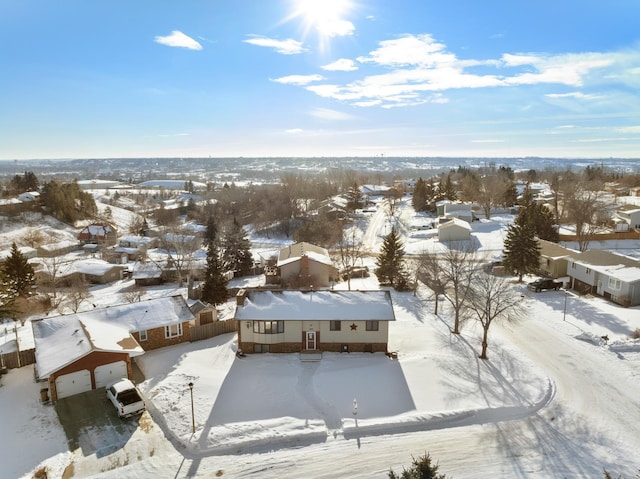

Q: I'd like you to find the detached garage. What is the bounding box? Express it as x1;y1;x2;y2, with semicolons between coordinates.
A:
32;315;143;402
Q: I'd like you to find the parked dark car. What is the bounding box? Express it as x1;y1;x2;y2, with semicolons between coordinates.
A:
527;278;563;292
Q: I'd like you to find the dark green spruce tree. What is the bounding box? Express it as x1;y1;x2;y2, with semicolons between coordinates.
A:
0;242;35;298
412;178;428;212
201;217;228;305
502;222;540;282
375;227;408;289
516;201;559;243
388;452;448;479
221;217;253;275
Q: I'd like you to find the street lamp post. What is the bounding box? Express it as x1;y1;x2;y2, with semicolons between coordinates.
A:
188;381;195;434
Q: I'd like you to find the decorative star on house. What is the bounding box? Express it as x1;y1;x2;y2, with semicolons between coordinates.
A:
350;323;358;331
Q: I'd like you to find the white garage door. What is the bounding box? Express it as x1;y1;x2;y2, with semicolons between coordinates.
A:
94;361;128;389
55;369;92;399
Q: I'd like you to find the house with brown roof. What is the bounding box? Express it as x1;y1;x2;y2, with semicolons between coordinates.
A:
275;242;339;288
537;239;579;279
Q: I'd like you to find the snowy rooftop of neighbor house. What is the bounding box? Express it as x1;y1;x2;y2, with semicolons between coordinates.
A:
137;180;207;190
32;295;193;378
32;314;143;379
119;235;156;246
277;242;333;267
80;223;115;235
438;217;472;231
235;290;395;321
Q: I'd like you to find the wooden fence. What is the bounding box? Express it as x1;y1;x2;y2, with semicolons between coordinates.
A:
189;320;238;342
559;230;640;242
0;348;36;370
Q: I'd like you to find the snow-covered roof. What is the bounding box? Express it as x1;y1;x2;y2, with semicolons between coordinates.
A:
438;217;472;231
132;261;163;279
235;290;395;321
32;315;142;379
277;242;333;267
137;180;207;190
32;295;194;378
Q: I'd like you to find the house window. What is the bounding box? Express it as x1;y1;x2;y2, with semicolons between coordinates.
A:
586;268;591;274
571;262;576;269
253;321;284;334
608;278;621;290
366;320;379;331
165;323;183;339
330;320;341;331
139;330;148;341
254;344;270;353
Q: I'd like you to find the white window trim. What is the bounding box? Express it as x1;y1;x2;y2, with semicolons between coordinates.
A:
164;323;183;339
139;329;148;341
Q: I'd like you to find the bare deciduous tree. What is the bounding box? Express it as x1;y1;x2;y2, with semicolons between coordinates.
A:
468;273;524;360
439;245;477;334
334;227;365;291
414;250;447;314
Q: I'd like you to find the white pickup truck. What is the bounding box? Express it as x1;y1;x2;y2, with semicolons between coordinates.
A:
106;378;146;418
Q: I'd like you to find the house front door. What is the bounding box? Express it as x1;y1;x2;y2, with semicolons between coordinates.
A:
597;280;603;295
306;331;316;350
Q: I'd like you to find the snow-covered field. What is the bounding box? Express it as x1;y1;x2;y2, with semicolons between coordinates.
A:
1;197;640;478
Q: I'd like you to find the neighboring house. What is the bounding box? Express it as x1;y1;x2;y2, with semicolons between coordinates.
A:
132;261;164;286
537;239;579;279
31;258;125;286
36;240;80;258
235;289;395;354
103;235;157;263
436;201;474;222
190;300;217;326
438;218;471;242
615;206;640;230
32;295;194;401
567;250;640;306
78;223;118;246
17;191;40;202
276;242;339;288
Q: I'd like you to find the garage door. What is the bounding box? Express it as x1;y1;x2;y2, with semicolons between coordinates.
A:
94;361;128;389
55;369;92;399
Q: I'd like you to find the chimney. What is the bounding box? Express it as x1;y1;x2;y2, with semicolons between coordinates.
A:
236;289;247;306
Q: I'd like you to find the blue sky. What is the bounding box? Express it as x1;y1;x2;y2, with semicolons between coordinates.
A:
1;0;639;160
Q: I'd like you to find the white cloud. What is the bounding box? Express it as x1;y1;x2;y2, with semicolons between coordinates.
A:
154;31;202;50
285;128;304;134
272;74;324;85
472;139;505;143
545;92;603;100
310;108;355;121
281;33;638;110
317;19;355;37
322;58;358;71
617;126;640;133
243;35;307;54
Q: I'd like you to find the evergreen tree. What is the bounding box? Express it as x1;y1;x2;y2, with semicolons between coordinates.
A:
516;201;559;242
441;174;457;201
221;218;253;275
388;452;448;479
201;218;228;305
345;182;364;212
412;178;428;212
502;222;540;282
0;242;35;298
375;227;407;289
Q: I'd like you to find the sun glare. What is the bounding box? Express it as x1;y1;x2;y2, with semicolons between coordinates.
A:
288;0;354;38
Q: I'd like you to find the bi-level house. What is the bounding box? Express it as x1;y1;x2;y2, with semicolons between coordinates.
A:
567;250;640;306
